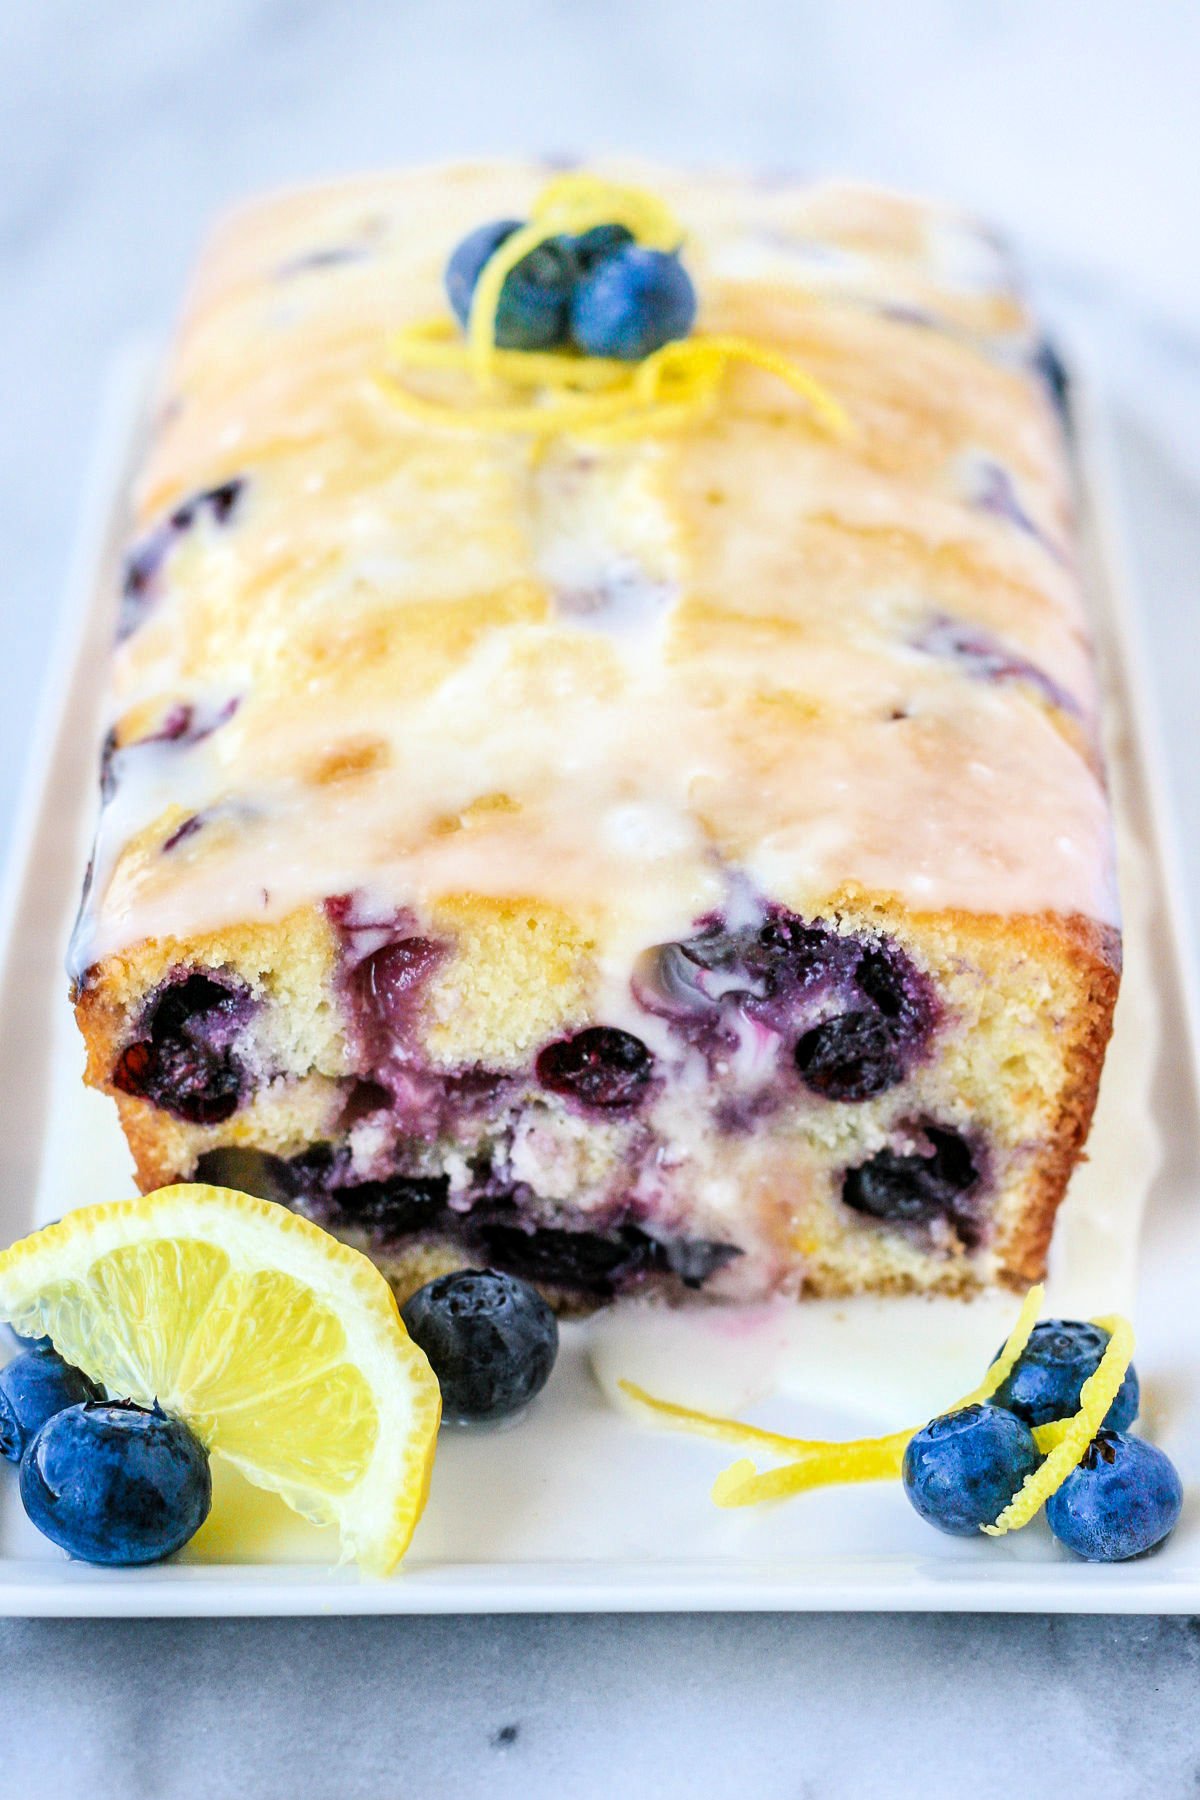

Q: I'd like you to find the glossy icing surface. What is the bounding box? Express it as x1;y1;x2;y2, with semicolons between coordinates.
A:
79;162;1116;979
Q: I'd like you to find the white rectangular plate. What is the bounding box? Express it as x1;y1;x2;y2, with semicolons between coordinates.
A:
0;350;1197;1615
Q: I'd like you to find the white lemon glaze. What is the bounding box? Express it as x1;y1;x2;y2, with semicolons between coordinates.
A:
77;162;1116;986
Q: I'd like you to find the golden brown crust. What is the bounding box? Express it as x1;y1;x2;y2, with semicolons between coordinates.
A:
993;918;1121;1286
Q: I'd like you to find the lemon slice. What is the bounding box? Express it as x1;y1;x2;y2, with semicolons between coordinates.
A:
0;1186;441;1574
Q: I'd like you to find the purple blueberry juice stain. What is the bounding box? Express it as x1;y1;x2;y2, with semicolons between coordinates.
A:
968;458;1066;564
99;696;239;806
275;245;371;278
914;613;1078;715
99;729;120;804
877;302;941;330
145;696;241;747
161;814;204;854
119;530;173;635
112;972;255;1125
634;905;936;1108
554;566;674;633
326;897;470;1139
117;479;246;640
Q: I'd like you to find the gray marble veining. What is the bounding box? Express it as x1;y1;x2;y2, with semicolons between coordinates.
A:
2;1613;1200;1798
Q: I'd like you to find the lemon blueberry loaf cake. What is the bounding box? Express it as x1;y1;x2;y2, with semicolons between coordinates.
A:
70;161;1119;1305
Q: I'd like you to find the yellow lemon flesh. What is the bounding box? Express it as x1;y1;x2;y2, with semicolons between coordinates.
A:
0;1186;441;1574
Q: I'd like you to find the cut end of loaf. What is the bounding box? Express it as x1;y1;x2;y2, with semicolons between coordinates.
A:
75;890;1119;1307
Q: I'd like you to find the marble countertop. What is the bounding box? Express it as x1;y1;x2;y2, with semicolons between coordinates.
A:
2;2;1198;1793
3;1612;1200;1798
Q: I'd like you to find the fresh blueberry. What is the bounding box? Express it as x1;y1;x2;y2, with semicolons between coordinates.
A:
445;219;576;350
0;1348;100;1462
19;1399;211;1565
401;1269;558;1423
795;1010;904;1102
842;1128;979;1237
570;246;697;360
111;972;250;1125
445;220;519;320
571;222;635;271
990;1319;1139;1432
1;1324;52;1354
535;1026;653;1110
902;1403;1041;1536
1045;1430;1182;1561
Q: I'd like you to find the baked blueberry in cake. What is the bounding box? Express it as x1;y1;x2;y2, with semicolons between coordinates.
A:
70;161;1119;1306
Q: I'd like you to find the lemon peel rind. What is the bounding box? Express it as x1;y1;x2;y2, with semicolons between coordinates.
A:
619;1284;1047;1509
953;1282;1044;1410
1031;1418;1074;1454
982;1314;1134;1537
711;1431;913;1509
616;1380;910;1509
712;1282;1047;1511
532;172;684;251
616;1379;833;1458
378;326;852;443
0;1187;441;1575
380;171;853;444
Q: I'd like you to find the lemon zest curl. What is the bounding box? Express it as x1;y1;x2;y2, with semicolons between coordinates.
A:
621;1288;1137;1530
379;322;853;443
619;1284;1074;1511
982;1313;1135;1536
377;172;854;443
